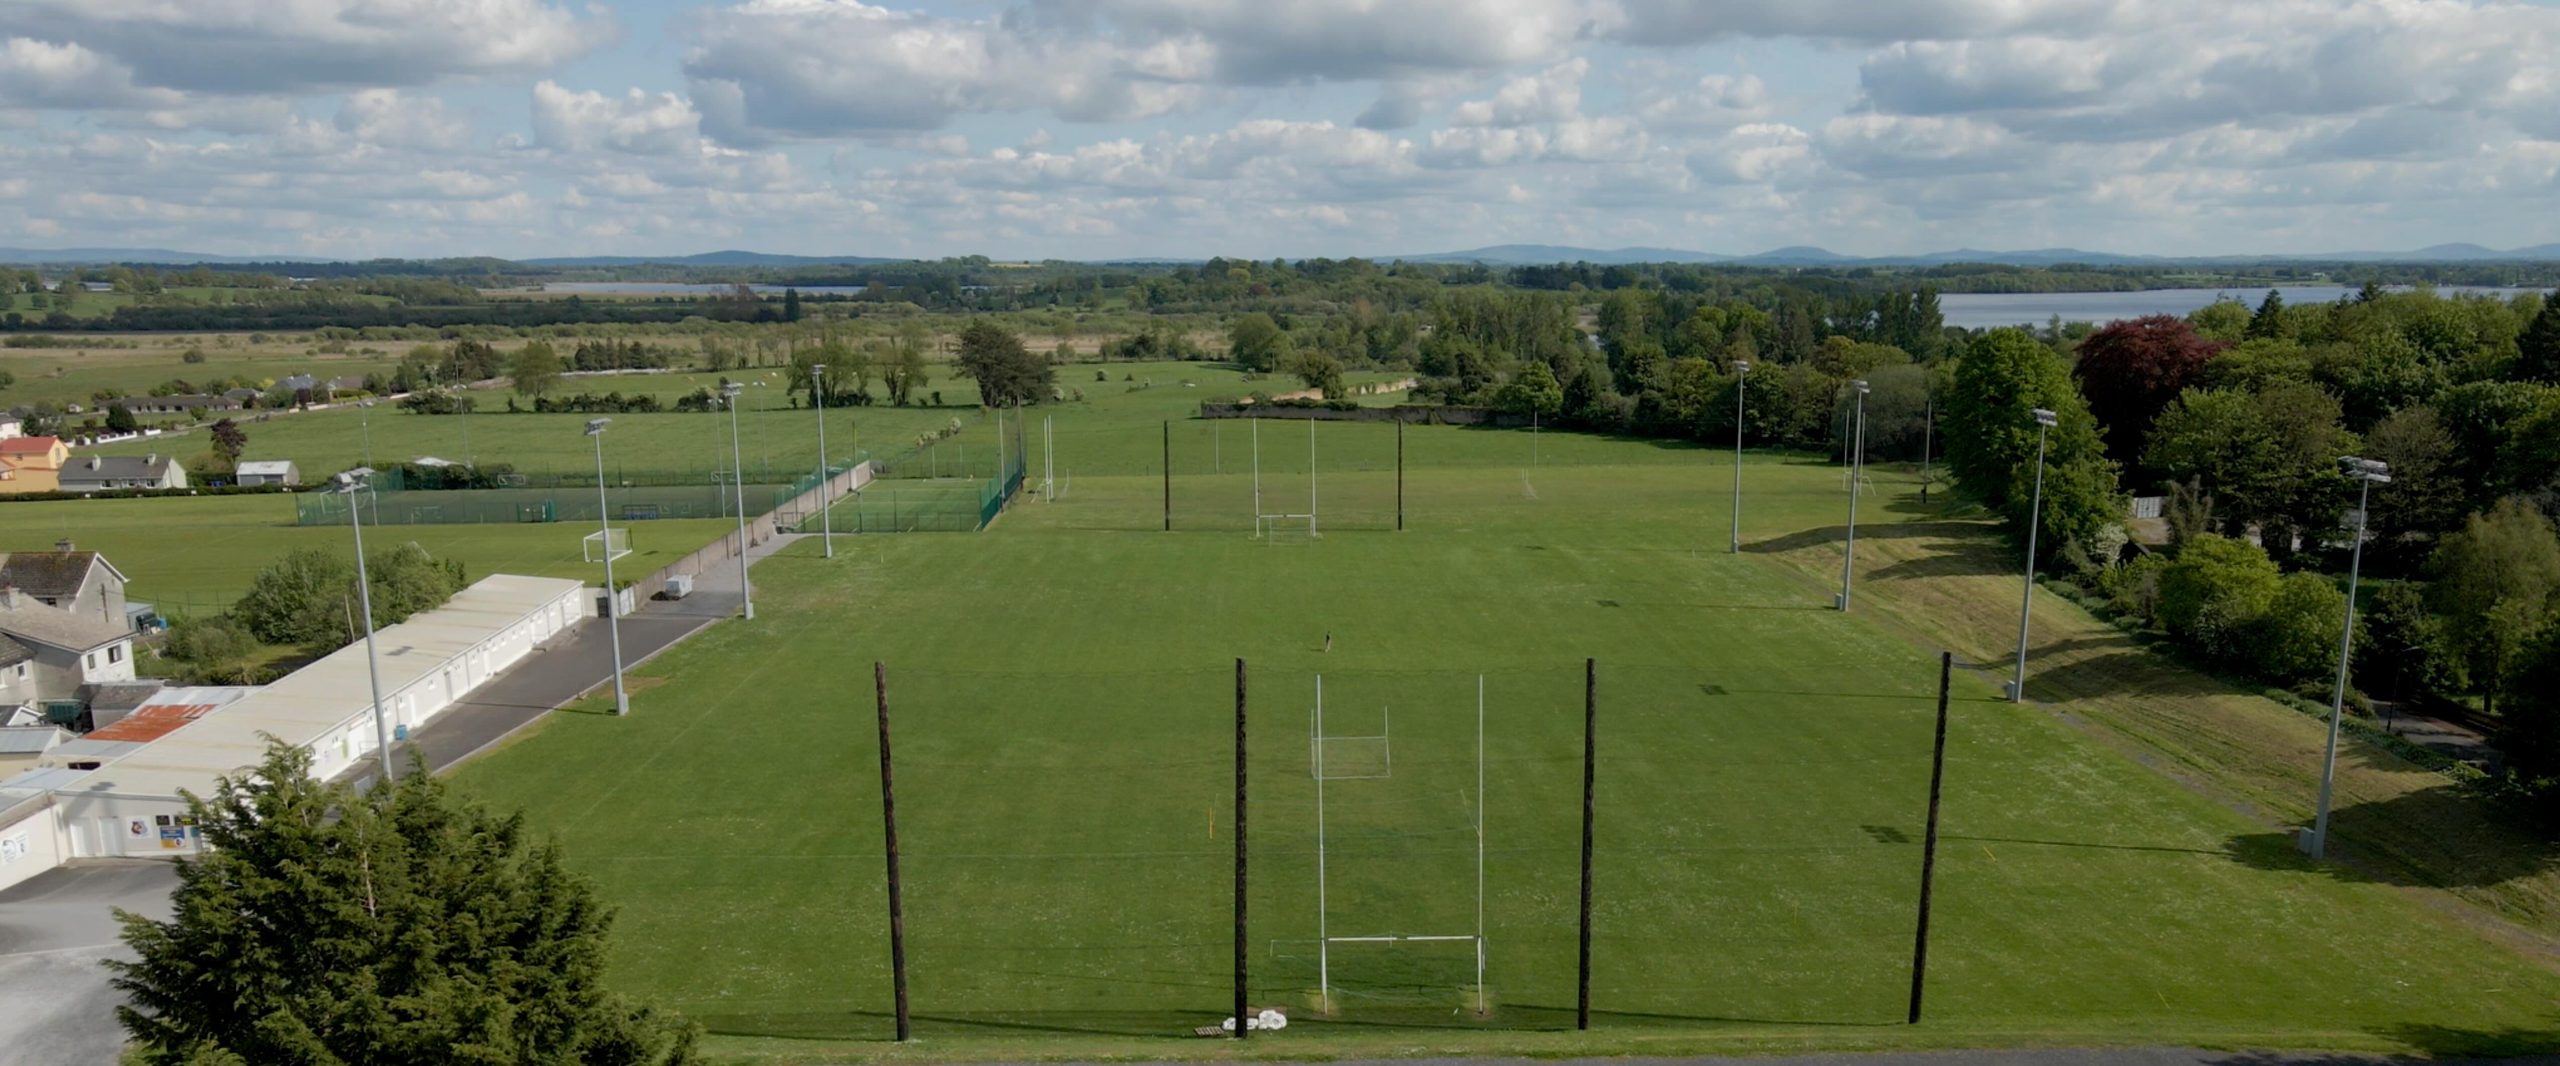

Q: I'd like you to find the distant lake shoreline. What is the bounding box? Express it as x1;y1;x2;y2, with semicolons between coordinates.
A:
1937;285;2541;329
500;281;2543;332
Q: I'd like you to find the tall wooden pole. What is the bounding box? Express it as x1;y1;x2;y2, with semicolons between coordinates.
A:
1396;418;1405;532
1577;656;1596;1031
1163;420;1173;531
1233;658;1249;1038
875;662;911;1041
1908;651;1952;1025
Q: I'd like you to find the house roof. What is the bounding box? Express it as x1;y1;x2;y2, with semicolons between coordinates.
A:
87;701;218;743
80;681;166;717
0;550;120;599
0;725;69;755
0;636;34;671
236;460;296;476
0;436;62;455
60;455;178;483
0;600;130;653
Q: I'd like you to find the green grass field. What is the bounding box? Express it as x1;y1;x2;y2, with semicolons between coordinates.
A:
0;493;729;616
447;377;2560;1062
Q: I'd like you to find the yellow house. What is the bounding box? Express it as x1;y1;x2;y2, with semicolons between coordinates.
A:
0;437;69;494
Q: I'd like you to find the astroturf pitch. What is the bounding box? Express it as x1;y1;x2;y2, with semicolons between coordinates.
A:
451;406;2560;1057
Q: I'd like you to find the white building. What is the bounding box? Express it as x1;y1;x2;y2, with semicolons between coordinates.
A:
0;574;586;892
233;460;299;486
57;454;187;493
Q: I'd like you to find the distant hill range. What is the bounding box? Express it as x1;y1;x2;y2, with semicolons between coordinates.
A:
3;243;2558;268
1387;243;2560;266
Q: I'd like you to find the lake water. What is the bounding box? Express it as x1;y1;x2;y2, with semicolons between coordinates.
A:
535;282;873;296
1937;286;2541;330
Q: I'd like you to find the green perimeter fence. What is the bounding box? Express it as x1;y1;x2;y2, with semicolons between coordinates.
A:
799;436;1025;534
293;454;870;527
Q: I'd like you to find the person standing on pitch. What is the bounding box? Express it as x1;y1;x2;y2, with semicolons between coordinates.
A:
1324;631;1333;653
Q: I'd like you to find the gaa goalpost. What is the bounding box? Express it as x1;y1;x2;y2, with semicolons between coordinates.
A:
1310;674;1487;1009
1252;417;1318;540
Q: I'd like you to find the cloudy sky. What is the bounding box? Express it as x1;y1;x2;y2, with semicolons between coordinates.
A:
1;0;2556;261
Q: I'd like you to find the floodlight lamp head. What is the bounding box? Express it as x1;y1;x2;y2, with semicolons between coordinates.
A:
1852;379;1870;394
584;417;610;436
2342;456;2392;482
1733;359;1751;373
2032;408;2059;427
335;467;373;492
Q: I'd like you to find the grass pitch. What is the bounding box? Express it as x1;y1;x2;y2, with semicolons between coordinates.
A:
452;388;2560;1060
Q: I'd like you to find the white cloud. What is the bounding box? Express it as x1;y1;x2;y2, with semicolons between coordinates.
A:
0;37;182;110
1633;73;1773;131
532;81;701;156
1450;59;1586;128
0;0;615;95
336;89;469;152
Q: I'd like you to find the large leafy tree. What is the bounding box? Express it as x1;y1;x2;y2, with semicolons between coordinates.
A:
2358;405;2466;549
2145;381;2356;563
1227;312;1289;373
953;320;1053;407
232;545;466;653
111;741;697;1065
2518;291;2560;385
510;341;565;399
2432;497;2560;715
208;417;248;466
1942;328;2121;561
2157;533;2282;662
2072;314;2225;464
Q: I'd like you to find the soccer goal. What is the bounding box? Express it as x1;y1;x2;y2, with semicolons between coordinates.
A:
1308;674;1487;1012
582;526;632;563
1251;417;1319;540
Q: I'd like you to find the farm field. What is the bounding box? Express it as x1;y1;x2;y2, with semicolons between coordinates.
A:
452;378;2560;1062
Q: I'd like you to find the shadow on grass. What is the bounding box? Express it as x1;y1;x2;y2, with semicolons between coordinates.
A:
2222;786;2560;889
694;1008;1201;1041
2203;1022;2560;1061
2021;650;2231;704
1942;833;2224;857
1745;521;1996;559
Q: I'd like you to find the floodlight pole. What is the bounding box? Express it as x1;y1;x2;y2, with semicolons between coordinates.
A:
340;471;394;780
2311;458;2390;860
1577;657;1596;1031
1909;650;1952;1023
813;364;833;559
2009;409;2058;703
587;421;629;717
1731;360;1750;553
723;383;754;620
875;662;911;1041
1838;380;1870;611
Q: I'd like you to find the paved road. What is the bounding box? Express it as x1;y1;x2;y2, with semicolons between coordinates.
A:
0;862;175;1066
0;535;804;1063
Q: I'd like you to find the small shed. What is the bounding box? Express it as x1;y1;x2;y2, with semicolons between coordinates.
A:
235;460;300;487
0;724;70;771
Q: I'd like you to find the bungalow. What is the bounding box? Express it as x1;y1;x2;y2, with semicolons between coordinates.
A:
57;454;187;493
0;436;68;494
114;394;239;417
221;388;262;407
234;459;299;486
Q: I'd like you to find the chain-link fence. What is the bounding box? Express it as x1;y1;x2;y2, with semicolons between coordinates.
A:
293;455;870;528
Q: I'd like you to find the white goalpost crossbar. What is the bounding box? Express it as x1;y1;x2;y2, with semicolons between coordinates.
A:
1312;674;1487;1007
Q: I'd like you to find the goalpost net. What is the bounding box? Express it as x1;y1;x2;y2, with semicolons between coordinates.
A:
582;527;632;563
1306;674;1488;1013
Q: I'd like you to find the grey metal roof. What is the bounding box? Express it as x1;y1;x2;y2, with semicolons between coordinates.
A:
235;460;296;476
0;602;130;652
0;725;67;754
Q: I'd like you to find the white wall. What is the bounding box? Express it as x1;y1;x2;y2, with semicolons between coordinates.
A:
0;797;70;894
303;583;583;781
